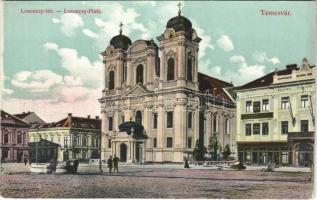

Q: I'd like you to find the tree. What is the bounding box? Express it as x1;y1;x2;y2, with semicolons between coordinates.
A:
208;136;219;160
222;144;231;160
193;140;207;161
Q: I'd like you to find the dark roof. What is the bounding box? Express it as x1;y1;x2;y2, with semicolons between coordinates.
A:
14;111;46;125
110;34;132;50
198;72;234;102
1;110;30;127
236;65;315;90
167;14;192;34
32;115;101;130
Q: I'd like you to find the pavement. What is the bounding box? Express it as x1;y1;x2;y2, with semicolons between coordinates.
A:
0;162;311;174
0;166;313;198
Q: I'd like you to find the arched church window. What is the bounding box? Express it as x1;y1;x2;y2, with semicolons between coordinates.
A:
213;115;218;133
136;111;142;124
136;64;144;84
167;58;175;81
109;71;115;90
187;56;193;81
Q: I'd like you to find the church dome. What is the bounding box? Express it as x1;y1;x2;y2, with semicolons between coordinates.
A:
110;34;132;51
166;14;192;33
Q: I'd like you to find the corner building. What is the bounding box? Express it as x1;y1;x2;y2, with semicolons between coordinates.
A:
235;58;315;167
99;11;236;163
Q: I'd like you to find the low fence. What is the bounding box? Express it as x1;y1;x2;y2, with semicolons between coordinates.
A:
189;160;239;166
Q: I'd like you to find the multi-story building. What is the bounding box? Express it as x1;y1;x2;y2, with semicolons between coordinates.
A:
1;110;30;163
99;8;236;163
28;113;101;162
235;58;315;166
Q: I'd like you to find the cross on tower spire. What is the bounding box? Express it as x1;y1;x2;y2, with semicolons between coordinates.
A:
119;22;123;35
177;2;182;16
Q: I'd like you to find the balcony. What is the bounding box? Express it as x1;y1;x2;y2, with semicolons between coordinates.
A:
288;131;314;141
241;112;273;120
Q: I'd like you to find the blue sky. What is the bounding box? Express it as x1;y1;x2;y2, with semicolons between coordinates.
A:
2;1;316;122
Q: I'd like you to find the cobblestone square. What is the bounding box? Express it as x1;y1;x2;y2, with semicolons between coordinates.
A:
0;166;313;199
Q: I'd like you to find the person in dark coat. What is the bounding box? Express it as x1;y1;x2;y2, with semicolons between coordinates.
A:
73;159;79;174
107;156;113;174
24;157;28;166
113;155;119;174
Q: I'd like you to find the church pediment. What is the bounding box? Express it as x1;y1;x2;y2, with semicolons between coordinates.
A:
123;85;151;97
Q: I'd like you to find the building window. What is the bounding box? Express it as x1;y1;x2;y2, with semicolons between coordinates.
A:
108;139;111;148
17;132;22;144
64;137;68;147
245;124;252;136
253;101;261;113
136;64;143;84
246;101;252;113
225;118;230;134
301;120;309;133
188;112;192;128
166;111;173;128
253;123;260;135
167;58;175;81
281;151;289;164
187;56;193;81
281;97;290;109
301;95;309;108
262;122;269;135
153;138;157;148
166;137;173;148
281;121;288;134
3;131;8;143
136;111;142;124
109;71;115;90
91;137;95;147
108;117;113;131
212;115;218;132
153;113;157;129
187;137;192;148
262;99;269;111
83;136;87;147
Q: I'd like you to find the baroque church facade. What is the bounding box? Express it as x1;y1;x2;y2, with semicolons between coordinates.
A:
99;8;236;163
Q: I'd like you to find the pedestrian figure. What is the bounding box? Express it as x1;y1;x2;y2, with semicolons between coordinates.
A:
107;156;113;174
24;157;28;166
113;155;119;174
184;158;190;168
73;159;79;174
49;158;57;174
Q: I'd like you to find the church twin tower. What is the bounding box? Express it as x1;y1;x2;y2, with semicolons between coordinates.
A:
99;6;235;163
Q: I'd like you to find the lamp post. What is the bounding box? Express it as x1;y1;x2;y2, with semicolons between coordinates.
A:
99;131;104;173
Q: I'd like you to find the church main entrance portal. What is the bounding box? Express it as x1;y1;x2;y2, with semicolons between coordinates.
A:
120;143;127;162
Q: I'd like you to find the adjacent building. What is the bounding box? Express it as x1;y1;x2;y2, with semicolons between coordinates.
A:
235;58;315;167
28;113;101;162
99;8;236;163
14;111;46;129
1;110;30;163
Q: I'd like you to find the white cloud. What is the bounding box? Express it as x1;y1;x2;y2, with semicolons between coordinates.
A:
11;70;63;92
3;88;13;95
217;35;234;51
226;55;266;85
44;42;103;89
52;14;84;37
229;55;246;63
211;66;222;75
44;42;58;51
192;24;215;59
82;29;99;38
63;76;83;86
253;51;280;65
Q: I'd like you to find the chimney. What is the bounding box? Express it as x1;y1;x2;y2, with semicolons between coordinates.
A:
95;116;99;120
68;113;72;117
87;115;91;119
